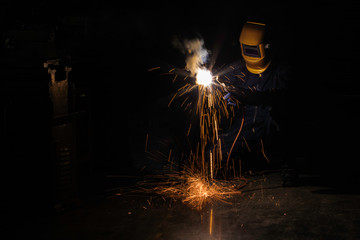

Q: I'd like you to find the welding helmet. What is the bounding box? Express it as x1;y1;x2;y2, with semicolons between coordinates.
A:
239;21;271;74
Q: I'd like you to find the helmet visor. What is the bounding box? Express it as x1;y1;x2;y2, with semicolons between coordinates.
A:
242;44;261;58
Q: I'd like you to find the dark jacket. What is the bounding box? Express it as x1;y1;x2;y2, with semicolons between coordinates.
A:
220;59;289;149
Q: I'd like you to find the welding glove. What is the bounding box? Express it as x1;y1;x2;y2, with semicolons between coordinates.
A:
223;92;236;106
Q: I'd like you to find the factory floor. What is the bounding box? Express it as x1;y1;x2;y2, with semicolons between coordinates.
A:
20;172;360;240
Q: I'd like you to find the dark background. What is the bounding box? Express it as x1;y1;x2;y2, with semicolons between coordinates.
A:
1;0;360;220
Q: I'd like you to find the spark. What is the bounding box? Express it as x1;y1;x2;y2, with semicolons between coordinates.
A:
243;136;251;152
187;123;192;136
209;208;213;235
164;66;232;181
139;39;254;210
210;151;213;179
260;138;270;163
196;68;213;87
148;167;244;210
167;148;172;163
148;66;160;71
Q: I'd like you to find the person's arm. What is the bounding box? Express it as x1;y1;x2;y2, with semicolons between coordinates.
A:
229;88;287;106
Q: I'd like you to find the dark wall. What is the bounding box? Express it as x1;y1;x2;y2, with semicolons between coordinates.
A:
1;1;360;216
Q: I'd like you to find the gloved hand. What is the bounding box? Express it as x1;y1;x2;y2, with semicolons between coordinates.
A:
223;92;236;106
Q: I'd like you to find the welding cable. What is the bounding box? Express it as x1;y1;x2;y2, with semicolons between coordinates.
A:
226;114;245;169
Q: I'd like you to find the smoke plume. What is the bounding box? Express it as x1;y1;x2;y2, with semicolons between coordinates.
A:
173;38;209;76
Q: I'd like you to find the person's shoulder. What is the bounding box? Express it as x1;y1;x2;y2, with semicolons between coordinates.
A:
225;59;247;78
231;59;247;71
272;60;293;73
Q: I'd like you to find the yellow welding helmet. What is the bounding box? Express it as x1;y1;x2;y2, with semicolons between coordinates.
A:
239;21;271;74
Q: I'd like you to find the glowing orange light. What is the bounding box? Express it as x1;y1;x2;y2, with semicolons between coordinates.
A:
196;68;213;87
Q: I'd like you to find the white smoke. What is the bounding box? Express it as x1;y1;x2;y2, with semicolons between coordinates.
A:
172;38;209;76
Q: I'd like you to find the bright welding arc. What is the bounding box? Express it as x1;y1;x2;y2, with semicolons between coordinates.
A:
196;68;213;87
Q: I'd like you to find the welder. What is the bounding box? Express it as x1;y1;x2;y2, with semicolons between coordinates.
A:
220;21;297;186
